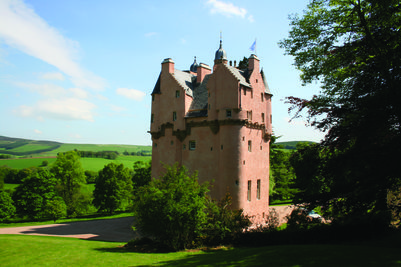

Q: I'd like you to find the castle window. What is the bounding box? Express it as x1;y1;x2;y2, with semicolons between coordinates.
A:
183;144;186;150
247;180;252;201
226;109;232;118
210;147;213;151
221;145;223;150
261;113;265;123
243;89;246;96
173;111;177;121
247;110;252;121
242;136;245;141
243;160;245;165
260;145;263;150
248;140;252;152
256;79;258;83
189;140;196;150
261;93;264;102
209;104;211;110
257;179;261;200
152;94;155;101
151;114;154;123
175;90;180;98
154;143;157;148
171;141;174;145
270;114;272;124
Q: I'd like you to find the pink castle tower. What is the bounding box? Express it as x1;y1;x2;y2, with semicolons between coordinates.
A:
149;39;273;220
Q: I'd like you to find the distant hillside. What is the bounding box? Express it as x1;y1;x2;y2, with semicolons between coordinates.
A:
276;141;316;150
0;135;151;157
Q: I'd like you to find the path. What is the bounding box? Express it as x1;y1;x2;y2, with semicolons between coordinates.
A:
0;216;139;242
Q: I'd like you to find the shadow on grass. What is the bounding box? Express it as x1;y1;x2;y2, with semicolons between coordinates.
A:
93;244;401;267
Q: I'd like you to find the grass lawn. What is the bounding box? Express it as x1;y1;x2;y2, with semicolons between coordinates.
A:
0;235;400;266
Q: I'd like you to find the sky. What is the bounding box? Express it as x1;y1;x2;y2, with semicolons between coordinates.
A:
0;0;326;145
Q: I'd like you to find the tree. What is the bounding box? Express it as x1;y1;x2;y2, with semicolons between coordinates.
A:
132;164;209;250
280;0;401;227
132;160;151;194
43;196;67;222
269;135;297;202
0;191;15;221
93;163;133;214
51;151;86;217
12;168;57;220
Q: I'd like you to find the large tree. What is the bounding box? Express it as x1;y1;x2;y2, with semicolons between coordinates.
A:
93;162;133;214
280;0;401;227
12;168;58;220
51;151;86;217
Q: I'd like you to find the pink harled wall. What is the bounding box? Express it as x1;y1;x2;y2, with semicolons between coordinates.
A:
150;54;272;222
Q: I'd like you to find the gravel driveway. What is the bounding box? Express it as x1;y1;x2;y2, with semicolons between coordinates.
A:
0;207;293;242
0;216;139;242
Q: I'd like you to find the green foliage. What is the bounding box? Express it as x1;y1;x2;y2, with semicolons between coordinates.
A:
51;151;87;217
133;164;209;250
280;0;401;228
93;162;133;214
12;168;57;220
132;160;151;193
201;192;251;246
269;136;297;202
42;196;67;222
84;170;98;184
237;56;249;70
0;190;15;220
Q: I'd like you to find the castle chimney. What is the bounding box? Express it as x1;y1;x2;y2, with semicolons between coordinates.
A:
248;54;260;72
230;60;232;66
162;58;174;74
234;60;237;67
197;63;211;83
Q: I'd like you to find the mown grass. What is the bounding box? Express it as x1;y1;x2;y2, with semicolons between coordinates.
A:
0;234;400;266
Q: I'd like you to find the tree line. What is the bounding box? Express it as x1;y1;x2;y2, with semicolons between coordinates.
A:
0;151;152;221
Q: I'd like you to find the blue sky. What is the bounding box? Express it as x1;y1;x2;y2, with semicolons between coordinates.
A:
0;0;325;145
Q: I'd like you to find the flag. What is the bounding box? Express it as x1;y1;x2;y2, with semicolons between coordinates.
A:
249;40;256;52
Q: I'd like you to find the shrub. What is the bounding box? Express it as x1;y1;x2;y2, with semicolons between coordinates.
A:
132;164;209;251
201;192;251;246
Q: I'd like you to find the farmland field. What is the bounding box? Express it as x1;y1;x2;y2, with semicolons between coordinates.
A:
0;155;150;171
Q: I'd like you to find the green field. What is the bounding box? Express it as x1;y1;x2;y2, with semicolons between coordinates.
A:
0;155;150;171
0;234;400;266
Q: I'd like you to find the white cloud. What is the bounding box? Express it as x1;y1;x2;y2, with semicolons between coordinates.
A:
116;88;146;101
109;104;126;112
69;87;88;99
41;72;64;81
14;82;66;97
0;0;105;90
206;0;248;18
34;129;42;134
14;98;96;122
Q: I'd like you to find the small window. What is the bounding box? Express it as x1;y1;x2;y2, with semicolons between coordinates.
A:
189;140;196;150
270;114;272;124
183;144;186;150
226;109;232;118
248;140;252;152
247;180;252;201
247;110;252;121
257;179;261;200
208;104;211;110
152;94;155;101
242;136;245;141
173;111;177;121
221;145;223;150
175;90;180;98
260;145;263;150
243;160;245;165
243;89;246;96
261;93;264;102
154;143;157;148
171;140;174;145
256;79;258;83
151;114;154;123
210;147;213;151
261;113;265;123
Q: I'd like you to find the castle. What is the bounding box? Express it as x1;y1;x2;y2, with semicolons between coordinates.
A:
149;40;272;219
